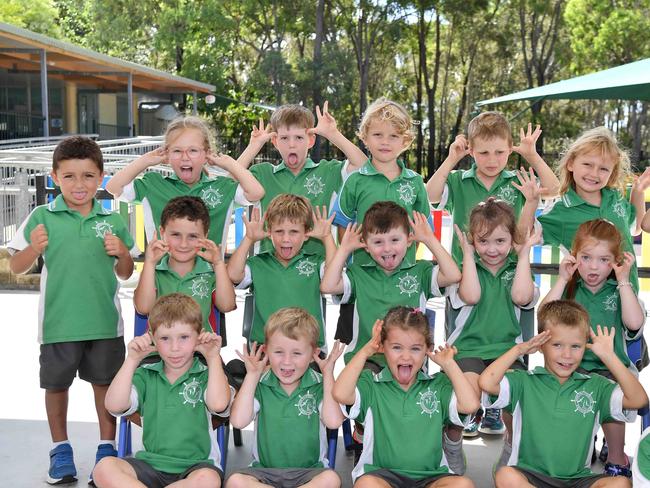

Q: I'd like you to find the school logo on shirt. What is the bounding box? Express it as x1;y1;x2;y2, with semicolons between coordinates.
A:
612;200;626;219
501;270;515;286
295;390;317;418
603;294;618;312
92;220;114;238
191;275;211;299
201;188;223;208
296;259;317;277
179;378;204;408
397;273;419;296
397;182;416;205
416;387;440;417
570;389;595;417
304;174;325;197
496;186;517;206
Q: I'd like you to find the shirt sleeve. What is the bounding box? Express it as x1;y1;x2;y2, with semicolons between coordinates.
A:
482;372;520;413
445;283;468;310
206;385;236;417
344;370;374;424
441;171;460;214
333;268;355;305
119;181;137;202
6;208;41;252
429;263;442;298
234;184;253;206
333;176;357;227
414;178;431;216
235;263;253;290
537;198;563;247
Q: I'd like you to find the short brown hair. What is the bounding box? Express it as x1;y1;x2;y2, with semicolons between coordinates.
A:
358;98;415;146
264;307;319;348
53;136;103;172
264;194;313;231
148;293;203;334
270;105;315;131
381;306;433;349
362;201;410;239
537;300;590;339
467;111;512;146
161;196;210;233
468;197;522;245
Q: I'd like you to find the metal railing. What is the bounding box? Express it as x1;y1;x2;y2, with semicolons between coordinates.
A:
0;111;44;141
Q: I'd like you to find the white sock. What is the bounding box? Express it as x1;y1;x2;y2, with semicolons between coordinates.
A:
52;440;70;449
99;440;116;449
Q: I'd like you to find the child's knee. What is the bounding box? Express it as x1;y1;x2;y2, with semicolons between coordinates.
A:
225;473;250;488
310;469;340;488
600;477;632;488
188;467;221;488
494;467;522;488
92;457;126;485
451;475;476;488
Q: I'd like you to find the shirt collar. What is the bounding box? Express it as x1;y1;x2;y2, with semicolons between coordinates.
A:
272;158;318;174
357;159;417;179
47;194;110;216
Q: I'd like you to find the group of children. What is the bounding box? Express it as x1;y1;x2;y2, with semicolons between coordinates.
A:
7;97;650;488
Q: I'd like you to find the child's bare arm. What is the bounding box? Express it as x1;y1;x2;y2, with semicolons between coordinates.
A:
320;223;362;295
512;124;559;197
428;345;479;414
196;332;231;413
206;153;265;203
104;233;134;280
332;321;381;405
313;341;346;429
196;239;236;313
630;167;650;235
229;343;267;429
105;335;156;414
512;167;543;238
613;252;645;331
409;211;460;286
307;206;337;267
454;225;481;305
105;147;166;197
511;226;541;306
426;135;469;204
588;326;649;409
539;255;576;308
478;332;551;396
9;224;47;274
133;234;168;315
237;119;276;169
226;208;266;284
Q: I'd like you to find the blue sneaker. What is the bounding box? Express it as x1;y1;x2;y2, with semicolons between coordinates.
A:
463;418;479;437
88;443;118;485
47;443;77;485
604;459;632;478
479;408;506;435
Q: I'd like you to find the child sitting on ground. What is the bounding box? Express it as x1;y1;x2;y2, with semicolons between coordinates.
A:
226;307;345;488
93;293;232;488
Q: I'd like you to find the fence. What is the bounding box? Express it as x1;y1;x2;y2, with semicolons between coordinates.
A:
0;111;44;141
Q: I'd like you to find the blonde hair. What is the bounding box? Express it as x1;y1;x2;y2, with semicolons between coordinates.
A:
557;126;631;195
148;293;203;335
358;98;415;146
270;105;315;131
264;194;314;231
264;307;319;348
467;111;512;146
537;300;590;339
164;115;217;153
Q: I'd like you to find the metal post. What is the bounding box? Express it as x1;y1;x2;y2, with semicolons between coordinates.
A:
40;49;49;139
192;91;198;115
127;72;134;136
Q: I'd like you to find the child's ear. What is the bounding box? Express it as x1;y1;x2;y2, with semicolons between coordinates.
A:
307;132;316;148
50;170;60;187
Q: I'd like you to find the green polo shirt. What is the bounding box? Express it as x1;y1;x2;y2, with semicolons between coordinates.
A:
238;250;325;347
339;257;441;364
154;255;216;332
488;367;630;479
126;358;227;473
633;427;650;485
347;368;464;481
121;171;243;246
8;195;135;344
334;159;431;265
439;163;525;264
447;254;538;360
568;278;643;372
251;368;328;468
250;158;347;256
538;187;638;289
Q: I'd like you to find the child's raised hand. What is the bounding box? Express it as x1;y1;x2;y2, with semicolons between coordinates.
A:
308;101;337;138
516;330;551;356
139;146;167;167
518;225;542;254
558;254;579;282
427;344;457;370
29;223;48;255
512;123;542;160
409;211;434;244
307;206;335;241
243;207;269;243
340;223;365;252
144;232;169;264
127;334;156;362
196;238;223;266
313;340;346;375
447;134;470;164
195;331;222;360
453;224;474;256
512;167;546;202
632;167;650;193
586;325;615;359
104;233;129;258
613;251;635;282
249;119;276;147
236;342;268;376
361;320;383;357
206;152;236;171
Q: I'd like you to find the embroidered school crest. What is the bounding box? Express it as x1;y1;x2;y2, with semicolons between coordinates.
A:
496;185;517;205
304;174;325;197
179;378;203;407
397;182;416;205
603;294;618;312
416;387;440;417
201;188;223;208
191;275;211;299
296;259;317;277
612;200;626;219
92;220;114;238
500;270;515;286
397;273;419;296
570;390;595;417
295;390;318;418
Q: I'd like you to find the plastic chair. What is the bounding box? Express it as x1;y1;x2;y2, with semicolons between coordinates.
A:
117;309;229;470
626;337;650;430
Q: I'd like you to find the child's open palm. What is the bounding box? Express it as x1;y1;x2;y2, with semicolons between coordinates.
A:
427;344;457;370
128;334;156;362
558;254;579;282
236;342;268;377
453;224;474;256
409;211;434;244
613;251;635;282
307;206;335;241
196;238;223;266
195;332;222;360
633;167;650;193
340;223;365;253
243;207;269;243
309;101;337;138
586;325;615;359
512;167;546;202
144;233;169;265
313;340;346;375
512;123;542;160
29;223;48;254
249;119;276;147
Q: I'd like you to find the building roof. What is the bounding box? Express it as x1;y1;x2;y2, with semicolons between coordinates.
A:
0;22;215;94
